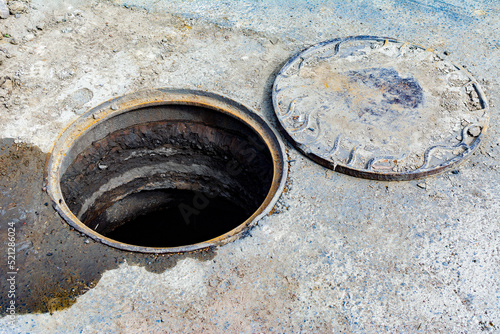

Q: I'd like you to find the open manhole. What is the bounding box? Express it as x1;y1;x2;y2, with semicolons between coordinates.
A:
47;89;287;253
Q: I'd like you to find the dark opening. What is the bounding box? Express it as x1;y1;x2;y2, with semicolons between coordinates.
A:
105;190;248;247
60;105;274;248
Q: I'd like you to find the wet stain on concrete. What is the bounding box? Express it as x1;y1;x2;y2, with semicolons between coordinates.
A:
0;137;216;314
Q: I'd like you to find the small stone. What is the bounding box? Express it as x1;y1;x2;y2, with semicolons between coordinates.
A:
22;33;34;42
0;0;9;19
56;69;75;80
64;88;93;111
417;183;426;189
84;239;90;244
46;252;53;256
98;164;108;170
110;104;118;110
36;23;44;30
468;126;481;137
9;38;18;45
8;1;27;15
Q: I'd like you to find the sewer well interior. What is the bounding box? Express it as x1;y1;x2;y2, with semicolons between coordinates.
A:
57;101;276;249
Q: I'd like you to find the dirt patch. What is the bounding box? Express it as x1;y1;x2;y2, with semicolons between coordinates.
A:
0;138;215;314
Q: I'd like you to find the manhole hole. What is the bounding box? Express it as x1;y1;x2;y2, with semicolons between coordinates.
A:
47;89;287;253
273;36;489;180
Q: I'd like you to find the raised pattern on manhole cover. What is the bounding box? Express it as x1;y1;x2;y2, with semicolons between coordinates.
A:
272;36;489;180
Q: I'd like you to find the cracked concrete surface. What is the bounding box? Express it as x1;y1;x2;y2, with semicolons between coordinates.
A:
0;0;498;332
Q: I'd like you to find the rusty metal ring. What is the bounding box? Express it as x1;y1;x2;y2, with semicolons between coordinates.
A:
46;88;287;253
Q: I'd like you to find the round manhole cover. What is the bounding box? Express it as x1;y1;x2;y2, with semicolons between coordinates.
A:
272;36;489;180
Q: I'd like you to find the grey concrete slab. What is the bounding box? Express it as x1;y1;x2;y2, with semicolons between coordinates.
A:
0;0;498;332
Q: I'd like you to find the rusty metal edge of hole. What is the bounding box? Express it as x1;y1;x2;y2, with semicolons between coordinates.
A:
272;35;490;181
46;88;288;254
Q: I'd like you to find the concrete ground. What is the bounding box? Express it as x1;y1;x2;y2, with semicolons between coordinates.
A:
0;0;498;332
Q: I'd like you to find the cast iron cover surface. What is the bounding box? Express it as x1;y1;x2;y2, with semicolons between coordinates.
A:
272;36;489;180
